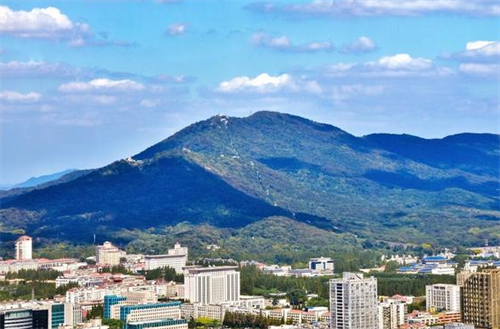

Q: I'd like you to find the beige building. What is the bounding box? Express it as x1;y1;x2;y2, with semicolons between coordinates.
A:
96;241;124;266
462;269;500;329
15;235;32;260
145;243;188;274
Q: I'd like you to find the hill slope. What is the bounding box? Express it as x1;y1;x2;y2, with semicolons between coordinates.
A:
1;111;499;247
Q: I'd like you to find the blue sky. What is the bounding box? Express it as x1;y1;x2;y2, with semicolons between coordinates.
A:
0;0;499;184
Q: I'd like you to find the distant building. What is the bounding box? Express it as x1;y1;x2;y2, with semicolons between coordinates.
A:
329;272;378;329
462;269;500;329
145;243;188;274
309;257;334;272
16;235;33;260
96;241;124;266
397;257;456;275
184;266;240;305
426;284;461;312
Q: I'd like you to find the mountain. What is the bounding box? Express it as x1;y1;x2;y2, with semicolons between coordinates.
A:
1;111;499;249
12;169;78;189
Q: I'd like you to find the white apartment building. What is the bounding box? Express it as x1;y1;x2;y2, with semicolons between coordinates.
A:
426;284;461;312
15;235;32;260
96;241;124;266
378;298;407;329
329;272;378;329
145;243;188;274
184;266;240;305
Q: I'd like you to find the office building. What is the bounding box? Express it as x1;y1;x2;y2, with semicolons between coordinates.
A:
426;284;461;312
104;292;157;319
329;272;378;329
145;243;188;274
16;235;33;260
379;298;407;329
0;301;77;329
184;266;240;305
462;269;500;329
104;297;187;329
309;257;334;272
96;241;124;266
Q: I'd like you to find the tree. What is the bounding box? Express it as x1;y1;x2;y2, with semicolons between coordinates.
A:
287;289;307;309
384;261;399;273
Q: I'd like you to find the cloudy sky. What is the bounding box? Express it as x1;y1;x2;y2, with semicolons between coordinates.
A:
1;0;499;184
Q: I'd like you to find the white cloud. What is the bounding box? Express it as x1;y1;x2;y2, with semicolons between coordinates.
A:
323;54;450;78
445;41;500;63
247;0;500;17
0;61;78;78
252;32;334;53
166;23;187;36
216;73;322;94
459;63;500;77
377;54;432;70
58;79;146;92
0;5;90;39
340;36;377;54
0;5;133;47
0;90;41;102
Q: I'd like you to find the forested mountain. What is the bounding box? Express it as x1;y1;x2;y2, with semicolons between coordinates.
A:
1;111;499;250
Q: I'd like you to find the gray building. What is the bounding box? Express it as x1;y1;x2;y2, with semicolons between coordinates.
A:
329;272;378;329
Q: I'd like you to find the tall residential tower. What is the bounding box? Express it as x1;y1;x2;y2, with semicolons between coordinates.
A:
329;272;378;329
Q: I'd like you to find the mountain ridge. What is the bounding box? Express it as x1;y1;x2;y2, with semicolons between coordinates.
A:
1;111;499;249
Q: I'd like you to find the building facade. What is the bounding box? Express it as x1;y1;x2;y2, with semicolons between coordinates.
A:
144;243;188;274
15;236;33;260
96;242;123;266
426;284;461;312
329;272;378;329
309;257;334;272
379;298;407;329
462;269;500;329
184;266;240;305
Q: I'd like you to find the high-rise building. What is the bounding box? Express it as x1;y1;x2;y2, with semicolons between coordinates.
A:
462;269;500;329
184;266;240;305
456;270;473;287
329;272;378;329
15;235;33;260
145;243;188;274
96;241;124;266
378;298;407;329
426;284;461;312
